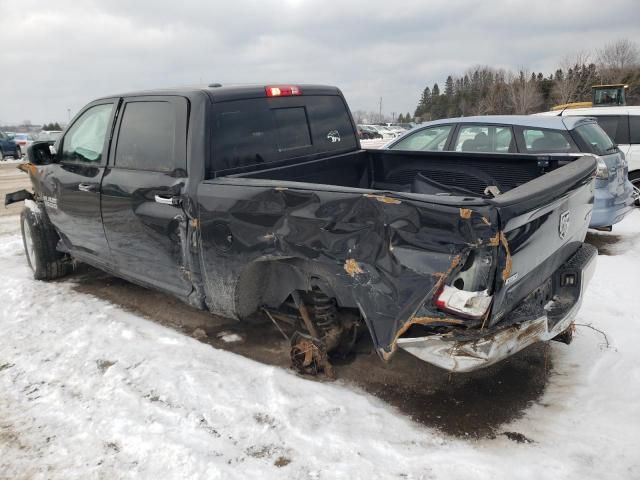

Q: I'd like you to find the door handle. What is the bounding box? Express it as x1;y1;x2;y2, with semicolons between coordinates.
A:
154;194;180;206
78;183;96;192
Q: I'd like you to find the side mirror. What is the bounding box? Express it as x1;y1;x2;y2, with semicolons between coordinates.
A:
27;141;57;165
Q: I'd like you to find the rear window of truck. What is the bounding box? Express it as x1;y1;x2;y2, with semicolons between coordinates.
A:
211;95;357;175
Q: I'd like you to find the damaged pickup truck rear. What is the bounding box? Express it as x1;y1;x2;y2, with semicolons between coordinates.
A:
7;84;597;374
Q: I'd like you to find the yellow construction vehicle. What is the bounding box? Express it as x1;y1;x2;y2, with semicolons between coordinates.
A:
551;84;629;111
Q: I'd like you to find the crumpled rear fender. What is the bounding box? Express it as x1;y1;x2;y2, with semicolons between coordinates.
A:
197;184;500;358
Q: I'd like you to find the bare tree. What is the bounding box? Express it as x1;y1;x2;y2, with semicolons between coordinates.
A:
477;69;510;114
552;51;594;105
508;70;542;114
597;38;639;71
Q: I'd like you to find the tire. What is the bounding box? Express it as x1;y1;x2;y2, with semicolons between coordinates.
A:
14;146;21;159
20;206;70;280
630;171;640;207
0;148;4;160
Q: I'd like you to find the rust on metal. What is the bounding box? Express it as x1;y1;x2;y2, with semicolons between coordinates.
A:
291;290;321;339
488;232;501;246
499;232;513;281
487;231;512;281
290;334;335;378
344;258;364;277
459;208;473;219
17;163;38;176
363;193;402;204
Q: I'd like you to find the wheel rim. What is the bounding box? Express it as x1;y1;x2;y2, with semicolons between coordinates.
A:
632;178;640;206
23;217;36;272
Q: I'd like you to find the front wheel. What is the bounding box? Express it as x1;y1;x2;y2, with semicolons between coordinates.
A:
21;206;71;280
630;171;640;207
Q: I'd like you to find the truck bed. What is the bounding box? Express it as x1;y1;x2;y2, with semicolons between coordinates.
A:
225;149;575;198
199;149;596;364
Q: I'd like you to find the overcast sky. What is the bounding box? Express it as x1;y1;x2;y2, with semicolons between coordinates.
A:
1;0;639;124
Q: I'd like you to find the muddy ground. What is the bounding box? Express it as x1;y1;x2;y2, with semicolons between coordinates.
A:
1;162;615;439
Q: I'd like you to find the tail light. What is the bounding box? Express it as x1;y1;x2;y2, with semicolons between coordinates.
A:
434;247;495;320
595;157;609;179
265;85;302;97
435;286;492;319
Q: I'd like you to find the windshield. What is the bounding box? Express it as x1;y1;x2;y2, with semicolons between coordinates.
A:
573;122;616;156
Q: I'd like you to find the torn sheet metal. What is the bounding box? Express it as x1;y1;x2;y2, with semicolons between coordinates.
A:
398;245;597;371
4;189;34;207
197;184;499;358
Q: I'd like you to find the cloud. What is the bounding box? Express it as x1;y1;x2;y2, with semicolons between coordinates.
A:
1;0;638;123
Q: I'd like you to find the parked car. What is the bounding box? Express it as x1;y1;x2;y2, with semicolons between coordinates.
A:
358;124;383;139
357;126;377;140
386;115;634;230
8;84;597;374
35;130;63;142
13;133;34;155
537;106;640;204
0;131;22;159
366;124;398;139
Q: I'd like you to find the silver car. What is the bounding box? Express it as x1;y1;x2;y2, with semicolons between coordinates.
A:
386;115;635;229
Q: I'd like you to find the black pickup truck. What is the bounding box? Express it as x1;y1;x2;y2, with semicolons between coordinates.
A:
7;84;598;373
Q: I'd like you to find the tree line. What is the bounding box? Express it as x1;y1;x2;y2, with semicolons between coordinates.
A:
414;38;640;121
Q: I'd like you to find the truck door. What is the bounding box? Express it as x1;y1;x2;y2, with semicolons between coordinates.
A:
100;96;192;297
45;100;117;262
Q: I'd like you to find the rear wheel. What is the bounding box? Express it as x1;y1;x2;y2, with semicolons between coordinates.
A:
20;207;71;280
630;171;640;207
14;146;21;159
0;148;4;160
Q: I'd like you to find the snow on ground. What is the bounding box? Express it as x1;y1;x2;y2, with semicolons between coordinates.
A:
0;158;26;165
360;138;388;149
1;211;640;479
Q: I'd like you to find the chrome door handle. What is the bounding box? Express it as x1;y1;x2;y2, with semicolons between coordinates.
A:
154;194;178;206
78;183;96;192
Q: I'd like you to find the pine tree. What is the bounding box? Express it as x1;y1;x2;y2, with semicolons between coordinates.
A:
444;76;454;97
414;86;432;118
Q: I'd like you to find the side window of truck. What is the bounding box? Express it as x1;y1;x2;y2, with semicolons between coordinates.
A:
60;103;114;164
114;101;180;172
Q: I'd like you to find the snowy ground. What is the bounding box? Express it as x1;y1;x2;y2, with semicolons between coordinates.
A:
1;210;640;479
360;138;388;149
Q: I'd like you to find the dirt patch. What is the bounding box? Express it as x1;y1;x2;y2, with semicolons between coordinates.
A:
274;456;291;467
585;232;625;256
69;264;553;439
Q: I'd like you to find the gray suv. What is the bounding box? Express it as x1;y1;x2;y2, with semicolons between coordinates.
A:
385;115;634;229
